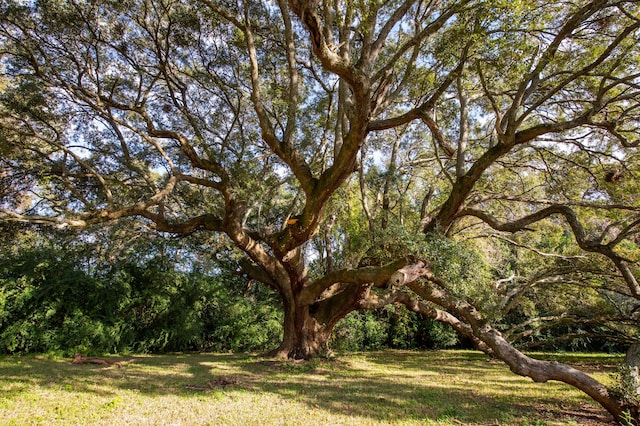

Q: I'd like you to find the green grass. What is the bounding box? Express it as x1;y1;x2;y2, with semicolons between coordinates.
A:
0;350;621;425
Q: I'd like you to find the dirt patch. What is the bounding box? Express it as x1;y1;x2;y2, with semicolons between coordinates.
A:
533;402;617;425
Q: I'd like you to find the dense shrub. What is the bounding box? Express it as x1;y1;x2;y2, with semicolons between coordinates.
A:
0;245;282;355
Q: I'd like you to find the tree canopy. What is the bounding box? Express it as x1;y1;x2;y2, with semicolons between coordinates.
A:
1;0;639;421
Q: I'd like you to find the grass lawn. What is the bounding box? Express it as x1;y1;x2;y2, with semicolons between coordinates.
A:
0;350;622;425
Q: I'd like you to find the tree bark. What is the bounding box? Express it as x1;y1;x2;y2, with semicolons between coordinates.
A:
271;302;334;359
266;277;363;359
272;291;358;359
623;343;640;421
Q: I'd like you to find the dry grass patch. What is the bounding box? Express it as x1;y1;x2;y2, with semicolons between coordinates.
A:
0;350;621;425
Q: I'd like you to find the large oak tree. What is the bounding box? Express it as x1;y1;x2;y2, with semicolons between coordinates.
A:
1;0;639;420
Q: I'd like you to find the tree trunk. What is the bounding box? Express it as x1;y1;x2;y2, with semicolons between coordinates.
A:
270;279;370;359
271;302;335;359
268;292;340;359
622;343;640;422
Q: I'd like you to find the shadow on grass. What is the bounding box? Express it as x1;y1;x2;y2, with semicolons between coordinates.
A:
0;350;617;425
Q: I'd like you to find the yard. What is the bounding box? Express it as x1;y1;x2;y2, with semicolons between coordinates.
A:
0;350;622;425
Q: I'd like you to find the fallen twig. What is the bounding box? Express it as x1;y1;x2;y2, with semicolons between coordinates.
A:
71;353;136;367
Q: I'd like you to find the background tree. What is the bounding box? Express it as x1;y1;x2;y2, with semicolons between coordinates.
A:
1;0;639;420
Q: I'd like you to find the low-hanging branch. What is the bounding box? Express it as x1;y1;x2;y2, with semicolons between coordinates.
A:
406;275;627;421
358;287;494;356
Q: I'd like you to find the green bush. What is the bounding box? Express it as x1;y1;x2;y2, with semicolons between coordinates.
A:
330;307;459;352
0;242;283;355
331;312;366;352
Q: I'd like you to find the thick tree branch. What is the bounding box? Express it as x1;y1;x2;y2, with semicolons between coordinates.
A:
359;287;494;355
407;277;626;421
368;0;417;66
287;0;356;85
276;0;301;146
513;110;599;145
300;259;407;305
238;258;279;290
